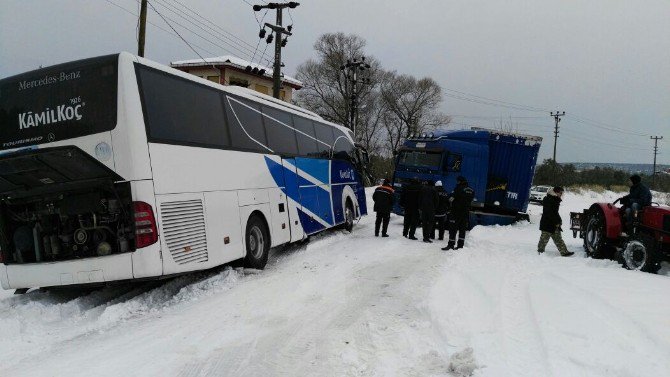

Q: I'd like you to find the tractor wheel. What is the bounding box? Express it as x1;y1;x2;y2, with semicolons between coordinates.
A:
583;210;612;259
621;234;661;273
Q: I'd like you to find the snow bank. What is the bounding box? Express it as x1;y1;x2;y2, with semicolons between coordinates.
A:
448;348;480;376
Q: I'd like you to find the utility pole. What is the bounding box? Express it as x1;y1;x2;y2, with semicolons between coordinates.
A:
550;110;565;182
340;57;371;135
253;2;299;99
138;0;148;57
650;136;663;188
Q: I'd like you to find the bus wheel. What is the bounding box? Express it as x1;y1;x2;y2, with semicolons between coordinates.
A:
244;215;269;269
343;200;355;232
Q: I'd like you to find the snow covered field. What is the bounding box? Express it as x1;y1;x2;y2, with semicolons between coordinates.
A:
1;189;669;377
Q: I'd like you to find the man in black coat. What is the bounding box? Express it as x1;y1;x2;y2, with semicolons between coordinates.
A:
442;176;475;250
372;179;395;237
537;186;573;256
400;179;421;240
433;180;450;240
615;175;653;231
419;181;439;243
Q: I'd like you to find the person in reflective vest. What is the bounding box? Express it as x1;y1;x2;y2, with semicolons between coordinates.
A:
372;179;395;237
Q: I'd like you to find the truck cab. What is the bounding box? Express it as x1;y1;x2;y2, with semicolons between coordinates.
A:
392;128;542;227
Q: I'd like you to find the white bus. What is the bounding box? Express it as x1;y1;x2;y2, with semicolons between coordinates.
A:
0;52;369;291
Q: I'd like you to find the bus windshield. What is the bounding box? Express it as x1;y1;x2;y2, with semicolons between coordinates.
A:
397;150;442;170
0;54;118;151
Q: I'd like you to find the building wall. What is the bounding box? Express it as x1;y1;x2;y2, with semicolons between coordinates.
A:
183;68;222;84
223;70;294;102
176;66;295;103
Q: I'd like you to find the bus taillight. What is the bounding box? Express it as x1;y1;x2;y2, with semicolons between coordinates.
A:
133;201;158;248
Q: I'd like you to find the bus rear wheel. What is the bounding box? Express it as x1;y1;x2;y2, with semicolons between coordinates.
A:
244;215;269;269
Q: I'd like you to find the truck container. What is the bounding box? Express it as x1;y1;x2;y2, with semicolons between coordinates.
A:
392;128;542;226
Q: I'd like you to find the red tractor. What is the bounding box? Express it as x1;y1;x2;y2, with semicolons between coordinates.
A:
570;202;670;273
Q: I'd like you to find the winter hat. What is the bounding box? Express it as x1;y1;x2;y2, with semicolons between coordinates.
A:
435;180;443;187
630;175;641;185
553;186;564;193
457;176;467;183
382;179;390;186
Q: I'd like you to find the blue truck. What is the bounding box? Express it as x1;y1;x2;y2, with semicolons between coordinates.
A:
391;128;542;226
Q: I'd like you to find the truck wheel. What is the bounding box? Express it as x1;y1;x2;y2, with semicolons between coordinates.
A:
244;215;269;269
622;235;660;273
584;211;611;259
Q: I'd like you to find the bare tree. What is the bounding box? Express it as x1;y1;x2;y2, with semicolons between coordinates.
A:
380;72;450;153
295;33;386;152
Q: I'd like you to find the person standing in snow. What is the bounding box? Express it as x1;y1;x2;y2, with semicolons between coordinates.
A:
614;174;652;231
400;178;421;240
537;186;574;256
442;176;475;250
433;181;450;240
419;180;439;243
372;179;395;237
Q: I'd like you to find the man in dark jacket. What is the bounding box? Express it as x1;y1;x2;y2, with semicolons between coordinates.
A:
537;186;573;256
442;176;475;250
400;179;421;240
372;179;395;237
433;181;450;240
420;181;439;243
615;175;653;231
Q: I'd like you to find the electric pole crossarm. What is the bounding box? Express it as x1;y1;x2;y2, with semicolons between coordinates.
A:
340;57;371;135
252;2;299;99
549;110;565;183
650;135;664;188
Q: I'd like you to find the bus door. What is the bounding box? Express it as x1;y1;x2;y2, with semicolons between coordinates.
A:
280;158;305;242
294;157;331;235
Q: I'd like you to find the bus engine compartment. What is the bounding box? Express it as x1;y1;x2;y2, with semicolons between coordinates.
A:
0;147;139;265
0;182;135;264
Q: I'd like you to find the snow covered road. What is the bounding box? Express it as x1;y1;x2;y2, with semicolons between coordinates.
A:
1;189;669;376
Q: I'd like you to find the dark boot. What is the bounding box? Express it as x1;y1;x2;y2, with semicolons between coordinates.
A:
455;239;465;250
561;251;575;257
441;242;455;251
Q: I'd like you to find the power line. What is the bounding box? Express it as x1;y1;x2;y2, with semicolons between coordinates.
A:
147;1;212;69
143;1;257;62
439;86;652;138
102;0;218;56
170;0;272;62
565;115;648;137
442;86;550;112
149;0;265;62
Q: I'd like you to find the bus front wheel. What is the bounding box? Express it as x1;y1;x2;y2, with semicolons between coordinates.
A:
343;200;355;232
244;215;269;269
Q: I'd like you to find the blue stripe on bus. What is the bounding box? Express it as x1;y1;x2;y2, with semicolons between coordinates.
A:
264;156;333;227
295;157;329;185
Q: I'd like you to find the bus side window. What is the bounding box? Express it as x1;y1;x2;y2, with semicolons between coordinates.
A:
224;95;269;153
262;105;298;156
293;116;320;157
137;65;229;148
332;129;354;161
313;121;335;158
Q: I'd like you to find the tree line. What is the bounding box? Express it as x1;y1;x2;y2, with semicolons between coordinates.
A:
533;159;670;192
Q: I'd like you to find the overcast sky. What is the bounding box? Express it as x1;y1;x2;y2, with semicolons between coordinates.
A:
1;0;668;164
